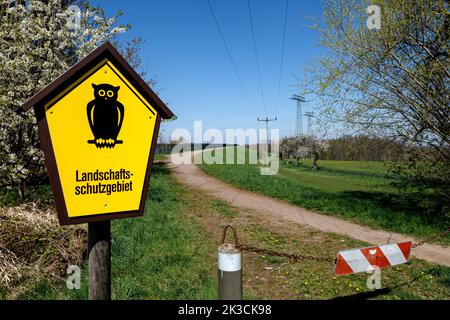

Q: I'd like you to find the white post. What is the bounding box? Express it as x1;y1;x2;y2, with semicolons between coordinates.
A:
218;244;242;300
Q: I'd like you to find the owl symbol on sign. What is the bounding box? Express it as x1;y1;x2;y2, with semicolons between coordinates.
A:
87;83;125;148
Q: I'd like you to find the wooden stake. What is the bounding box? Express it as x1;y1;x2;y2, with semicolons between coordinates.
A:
88;221;111;300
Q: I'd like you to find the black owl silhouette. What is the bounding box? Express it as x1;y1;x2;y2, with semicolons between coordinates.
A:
87;83;125;148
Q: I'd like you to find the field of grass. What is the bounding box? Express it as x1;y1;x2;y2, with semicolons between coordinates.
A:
0;163;217;300
1;161;449;300
198;148;450;244
154;153;170;161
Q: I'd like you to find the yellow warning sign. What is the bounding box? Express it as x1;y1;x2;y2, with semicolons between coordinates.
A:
21;42;173;225
45;59;156;218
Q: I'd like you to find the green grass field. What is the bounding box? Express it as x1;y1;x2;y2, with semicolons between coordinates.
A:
1;161;449;300
1;163;217;300
198;148;450;244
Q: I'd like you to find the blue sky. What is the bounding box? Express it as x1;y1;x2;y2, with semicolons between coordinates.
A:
97;0;326;141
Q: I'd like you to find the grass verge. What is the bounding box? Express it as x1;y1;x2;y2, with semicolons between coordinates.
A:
198;148;450;244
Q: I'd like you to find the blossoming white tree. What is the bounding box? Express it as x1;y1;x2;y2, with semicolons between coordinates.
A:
0;0;146;198
280;135;329;170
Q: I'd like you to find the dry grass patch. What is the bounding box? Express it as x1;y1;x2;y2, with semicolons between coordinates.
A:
0;203;86;298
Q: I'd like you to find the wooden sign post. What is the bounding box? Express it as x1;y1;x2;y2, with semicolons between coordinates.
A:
88;221;111;300
21;42;174;299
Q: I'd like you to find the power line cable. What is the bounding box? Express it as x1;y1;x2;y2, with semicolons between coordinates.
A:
174;104;284;127
275;0;289;116
247;0;266;113
206;0;254;109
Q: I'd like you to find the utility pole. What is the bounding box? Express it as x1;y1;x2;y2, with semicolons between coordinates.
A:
257;117;277;143
291;94;306;136
257;117;277;164
304;111;314;135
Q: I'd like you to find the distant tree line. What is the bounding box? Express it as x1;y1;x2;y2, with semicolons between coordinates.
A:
279;134;409;166
320;135;408;162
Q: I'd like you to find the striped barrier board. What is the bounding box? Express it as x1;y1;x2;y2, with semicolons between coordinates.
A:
335;241;412;275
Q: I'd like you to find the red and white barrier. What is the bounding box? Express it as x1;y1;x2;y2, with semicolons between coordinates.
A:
335;241;412;275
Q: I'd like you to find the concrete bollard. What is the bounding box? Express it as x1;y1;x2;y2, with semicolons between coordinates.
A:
218;225;242;300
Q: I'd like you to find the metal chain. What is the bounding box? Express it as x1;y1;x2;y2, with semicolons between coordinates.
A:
236;244;335;263
411;227;450;248
221;224;334;263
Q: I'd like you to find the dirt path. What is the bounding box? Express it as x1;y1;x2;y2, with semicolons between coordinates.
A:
168;151;450;267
